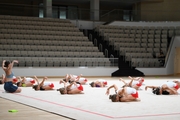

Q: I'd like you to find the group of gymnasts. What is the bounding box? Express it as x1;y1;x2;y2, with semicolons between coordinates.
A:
0;60;106;93
1;60;180;103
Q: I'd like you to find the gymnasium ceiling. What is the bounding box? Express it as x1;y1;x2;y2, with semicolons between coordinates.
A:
54;0;150;4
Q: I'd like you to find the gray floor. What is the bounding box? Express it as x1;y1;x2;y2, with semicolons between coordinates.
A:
0;76;180;120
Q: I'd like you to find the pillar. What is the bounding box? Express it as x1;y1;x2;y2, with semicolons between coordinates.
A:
43;0;52;18
90;0;99;21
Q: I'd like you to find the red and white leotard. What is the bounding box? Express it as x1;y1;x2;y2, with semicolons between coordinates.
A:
161;81;179;90
70;84;83;91
131;78;144;87
97;79;107;85
73;75;88;83
12;76;18;83
25;77;35;84
131;81;142;87
43;82;54;88
126;87;139;98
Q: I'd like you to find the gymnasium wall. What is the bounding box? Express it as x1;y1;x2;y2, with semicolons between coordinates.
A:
0;67;118;77
135;0;180;21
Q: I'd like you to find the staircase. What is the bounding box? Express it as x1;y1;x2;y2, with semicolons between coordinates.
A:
91;29;145;77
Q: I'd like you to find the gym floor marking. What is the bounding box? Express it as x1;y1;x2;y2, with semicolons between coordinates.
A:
1;90;180;119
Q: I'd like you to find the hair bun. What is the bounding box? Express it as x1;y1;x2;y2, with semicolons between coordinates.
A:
152;87;160;95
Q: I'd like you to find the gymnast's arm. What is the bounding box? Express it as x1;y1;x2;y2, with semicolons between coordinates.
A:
106;84;118;95
145;86;158;90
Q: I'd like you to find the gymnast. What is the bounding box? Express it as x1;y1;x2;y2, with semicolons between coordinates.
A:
61;74;87;85
0;74;18;85
89;79;108;87
71;74;88;85
32;76;54;91
119;76;144;90
57;79;84;94
0;76;18;86
16;76;36;87
2;60;21;93
145;81;179;95
106;84;140;102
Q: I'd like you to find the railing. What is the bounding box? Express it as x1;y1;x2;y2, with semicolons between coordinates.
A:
0;3;180;22
0;3;108;21
164;36;174;67
100;9;180;22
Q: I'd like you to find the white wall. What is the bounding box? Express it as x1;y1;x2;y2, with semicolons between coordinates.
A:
166;36;180;74
0;67;118;77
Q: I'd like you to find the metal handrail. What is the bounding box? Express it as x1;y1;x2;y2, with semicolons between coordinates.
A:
164;36;175;67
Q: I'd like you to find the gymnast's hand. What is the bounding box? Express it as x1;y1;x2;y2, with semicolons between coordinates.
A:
105;89;110;95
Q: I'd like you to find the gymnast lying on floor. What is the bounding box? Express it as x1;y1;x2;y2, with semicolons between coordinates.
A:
62;74;88;85
32;76;55;91
16;76;36;87
106;84;140;102
145;81;179;95
89;79;108;88
57;79;84;95
119;76;144;90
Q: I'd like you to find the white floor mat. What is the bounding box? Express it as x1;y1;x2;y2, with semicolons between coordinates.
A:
1;77;180;120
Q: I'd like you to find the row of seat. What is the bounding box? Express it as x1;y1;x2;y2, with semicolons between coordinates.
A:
96;25;176;39
114;42;167;50
118;47;166;56
0;45;99;52
0;35;88;41
108;37;167;46
125;52;154;61
0;19;74;27
0;51;105;58
99;28;171;36
0;33;84;40
0;15;71;23
96;24;177;31
1;57;110;61
0;28;80;34
114;43;167;55
131;58;161;67
0;57;111;67
0;24;78;31
0;35;87;41
0;39;94;46
104;33;167;41
0;29;83;36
